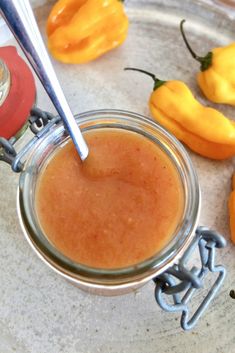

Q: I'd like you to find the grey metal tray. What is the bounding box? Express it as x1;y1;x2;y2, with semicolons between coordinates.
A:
0;1;234;352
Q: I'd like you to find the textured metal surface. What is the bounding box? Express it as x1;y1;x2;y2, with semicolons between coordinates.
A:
0;0;234;352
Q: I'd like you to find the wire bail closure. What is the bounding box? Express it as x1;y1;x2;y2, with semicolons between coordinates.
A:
0;107;60;172
154;226;226;330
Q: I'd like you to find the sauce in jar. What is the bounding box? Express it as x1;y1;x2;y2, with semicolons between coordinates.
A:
35;129;184;269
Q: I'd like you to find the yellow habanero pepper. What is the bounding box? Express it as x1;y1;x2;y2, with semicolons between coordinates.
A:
228;173;235;244
180;20;235;105
124;67;235;160
47;0;128;64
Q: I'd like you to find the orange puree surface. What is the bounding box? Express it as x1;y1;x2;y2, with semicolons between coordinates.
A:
35;129;184;269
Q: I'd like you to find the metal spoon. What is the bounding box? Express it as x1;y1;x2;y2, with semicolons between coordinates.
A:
0;0;89;161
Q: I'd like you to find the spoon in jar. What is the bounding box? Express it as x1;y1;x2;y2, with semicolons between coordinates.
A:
0;0;89;161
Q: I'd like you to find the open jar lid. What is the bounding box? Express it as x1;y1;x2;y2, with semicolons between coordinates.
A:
0;46;36;139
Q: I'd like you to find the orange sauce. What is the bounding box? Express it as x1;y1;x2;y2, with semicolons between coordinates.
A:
35;129;184;269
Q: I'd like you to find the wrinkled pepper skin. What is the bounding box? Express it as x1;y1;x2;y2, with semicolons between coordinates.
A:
47;0;128;64
181;20;235;105
149;80;235;145
197;44;235;105
228;173;235;244
124;68;235;160
151;102;235;160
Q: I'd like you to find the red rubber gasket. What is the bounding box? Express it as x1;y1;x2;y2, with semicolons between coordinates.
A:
0;46;36;139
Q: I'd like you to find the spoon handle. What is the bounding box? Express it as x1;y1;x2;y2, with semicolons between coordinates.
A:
0;0;89;161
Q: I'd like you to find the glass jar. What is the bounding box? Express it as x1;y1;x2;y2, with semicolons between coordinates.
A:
18;109;201;295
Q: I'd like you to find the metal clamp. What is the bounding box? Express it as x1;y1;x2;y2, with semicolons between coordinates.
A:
29;107;56;134
0;135;18;168
154;227;227;330
0;108;60;172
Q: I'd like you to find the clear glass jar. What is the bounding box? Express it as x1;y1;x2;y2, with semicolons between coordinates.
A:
17;109;200;295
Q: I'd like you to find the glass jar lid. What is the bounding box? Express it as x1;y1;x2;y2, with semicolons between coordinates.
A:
0;59;10;106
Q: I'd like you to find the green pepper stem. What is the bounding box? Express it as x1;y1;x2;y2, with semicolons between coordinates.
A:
180;19;212;71
124;67;166;90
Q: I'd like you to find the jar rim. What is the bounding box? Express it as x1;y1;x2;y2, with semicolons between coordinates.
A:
17;109;201;287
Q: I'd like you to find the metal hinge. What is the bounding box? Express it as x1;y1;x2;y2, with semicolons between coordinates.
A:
0;107;60;172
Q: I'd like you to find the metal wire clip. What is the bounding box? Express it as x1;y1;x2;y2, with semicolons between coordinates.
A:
0;108;60;172
154;226;226;330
